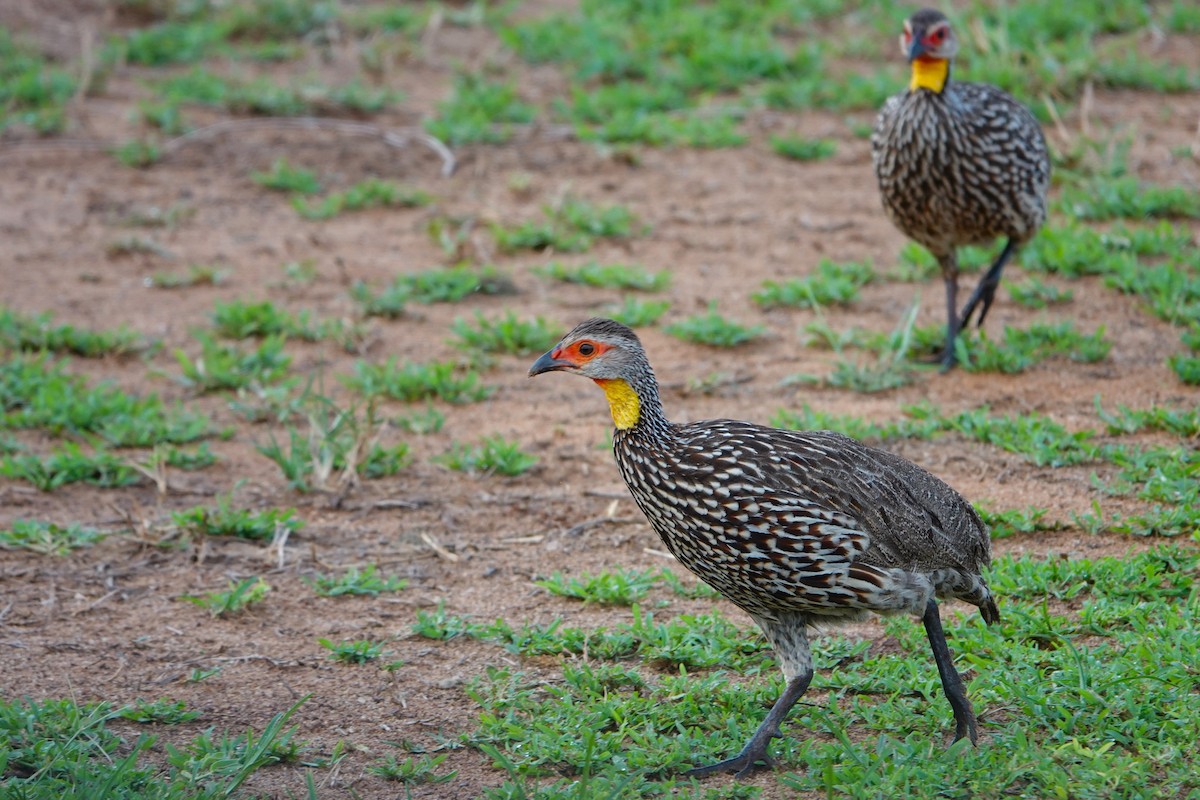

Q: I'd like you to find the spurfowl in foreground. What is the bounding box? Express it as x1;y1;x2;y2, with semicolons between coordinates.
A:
530;318;1000;776
872;8;1050;370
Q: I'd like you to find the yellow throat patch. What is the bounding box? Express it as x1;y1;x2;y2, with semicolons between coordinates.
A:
595;379;641;430
909;57;949;93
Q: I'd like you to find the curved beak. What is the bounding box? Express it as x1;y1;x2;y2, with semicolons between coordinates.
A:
528;349;571;377
907;39;928;61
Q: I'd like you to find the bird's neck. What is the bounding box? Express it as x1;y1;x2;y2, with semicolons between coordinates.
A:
909;56;950;93
594;376;669;436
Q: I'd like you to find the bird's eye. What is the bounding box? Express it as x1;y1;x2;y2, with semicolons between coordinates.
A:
930;28;946;43
578;342;595;356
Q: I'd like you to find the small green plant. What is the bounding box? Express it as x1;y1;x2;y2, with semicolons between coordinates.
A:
344;357;493;403
493;198;644;253
117;699;200;725
607;297;671;327
0;308;144;357
1060;177;1200;220
752;259;875;309
351;265;514;316
425;73;536;145
0;30;75;134
256;390;406;492
1008;276;1074;308
395;406;446;434
0;355;213;446
180;577;271;617
306;564;408;597
1168;352;1200;385
954;323;1111;374
978;506;1057;539
369;752;458;785
536;569;660;605
789;305;921;393
146;264;228;289
438;435;538;477
664;304;766;347
1;444;141;491
175;332;293;391
536;261;670;291
172;495;304;541
0;520;108;555
251;158;321;194
770;134;837;161
112;140;162;168
451;311;563;355
211;298;325;340
318;638;387;664
293;179;432;220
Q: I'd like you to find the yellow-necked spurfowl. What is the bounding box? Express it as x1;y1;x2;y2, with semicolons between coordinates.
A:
529;318;999;776
872;8;1050;370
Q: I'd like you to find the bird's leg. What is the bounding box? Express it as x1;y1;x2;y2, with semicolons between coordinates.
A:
921;598;979;744
960;238;1016;330
939;258;961;371
685;668;814;778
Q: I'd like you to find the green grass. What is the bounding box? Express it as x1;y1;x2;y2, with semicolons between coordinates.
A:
794;305;922;393
152;67;396;118
292;179;432;220
492;198;645;253
369;752;458;785
256;390;408;491
0;695;308;798
1103;257;1200;327
752;259;875;309
147;264;229;289
451;311;563;356
0;443;142;491
425;73;536;145
318;637;388;664
350;265;514;316
175;332;293;391
211;298;326;340
0;519;108;555
536;568;661;606
1060;177;1200;220
664;304;766;348
436;546;1200;798
954;322;1112;374
180;576;271;617
0;29;75;134
437;435;538;477
536;261;670;292
344;357;493;403
306;564;408;597
172;495;304;541
1007;277;1074;309
0;308;145;357
251;157;321;194
607;297;671;328
0;355;213;446
769;134;837;161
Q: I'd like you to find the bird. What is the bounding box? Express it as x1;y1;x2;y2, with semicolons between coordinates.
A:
871;8;1050;370
529;318;1000;777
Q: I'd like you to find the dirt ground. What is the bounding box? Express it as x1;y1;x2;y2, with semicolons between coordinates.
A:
2;4;1199;799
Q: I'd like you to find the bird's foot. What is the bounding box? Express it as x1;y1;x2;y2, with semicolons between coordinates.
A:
685;745;775;779
938;345;958;372
685;726;780;779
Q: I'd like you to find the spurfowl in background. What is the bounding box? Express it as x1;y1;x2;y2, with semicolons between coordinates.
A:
872;8;1050;370
529;318;1000;776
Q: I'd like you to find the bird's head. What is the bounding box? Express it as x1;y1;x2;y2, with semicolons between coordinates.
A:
529;317;651;430
901;9;957;93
